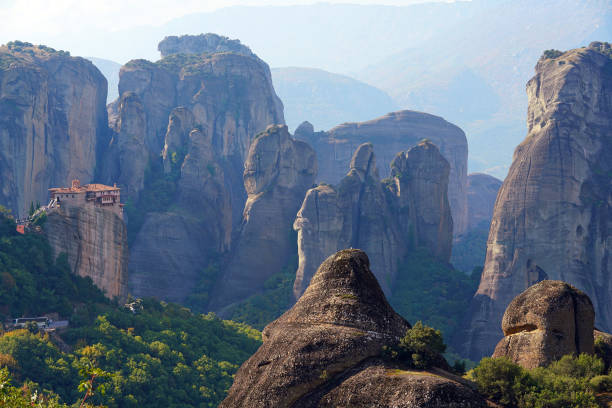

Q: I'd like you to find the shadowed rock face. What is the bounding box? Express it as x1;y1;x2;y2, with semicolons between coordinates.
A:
296;111;468;234
209;125;317;312
45;205;128;301
466;173;502;231
0;43;108;217
458;42;612;360
390;141;453;261
108;42;284;303
220;249;486;408
492;280;594;369
293;141;452;298
158;33;255;58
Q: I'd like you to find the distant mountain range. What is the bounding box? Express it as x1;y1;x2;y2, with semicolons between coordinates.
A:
271;67;397;132
76;0;611;177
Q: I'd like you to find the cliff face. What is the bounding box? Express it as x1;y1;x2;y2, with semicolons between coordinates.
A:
44;205;128;301
466;173;502;231
458;42;612;360
220;249;486;408
293;141;452;298
112;43;285;303
0;42;108;217
210;125;317;311
389;141;453;261
296;111;468;234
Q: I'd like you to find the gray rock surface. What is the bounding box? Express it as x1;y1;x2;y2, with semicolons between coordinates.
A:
45;205;128;301
458;42;612;360
220;249;486;408
297;110;468;235
466;173;502;231
293;141;452;298
210;125;317;311
0;42;108;217
158;33;254;58
111;42;284;303
492;280;594;369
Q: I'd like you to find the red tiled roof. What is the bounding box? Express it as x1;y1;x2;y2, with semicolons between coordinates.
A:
49;183;119;194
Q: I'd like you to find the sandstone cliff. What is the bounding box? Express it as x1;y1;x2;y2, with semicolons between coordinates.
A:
458;42;612;360
0;42;108;216
158;33;255;58
220;249;486;408
109;40;285;303
466;173;502;231
44;205;128;301
295;111;468;234
210;125;317;311
492;280;594;369
293;141;452;298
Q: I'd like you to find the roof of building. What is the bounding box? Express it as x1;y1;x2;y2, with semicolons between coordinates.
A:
49;180;119;194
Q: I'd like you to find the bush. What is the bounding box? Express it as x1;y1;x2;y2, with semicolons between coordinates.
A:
468;355;605;408
542;49;564;60
385;322;446;369
467;357;532;406
589;375;612;392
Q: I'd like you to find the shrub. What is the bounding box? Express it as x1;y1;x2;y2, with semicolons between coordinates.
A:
384;322;446;369
468;355;605;408
542;49;564;60
467;357;532;407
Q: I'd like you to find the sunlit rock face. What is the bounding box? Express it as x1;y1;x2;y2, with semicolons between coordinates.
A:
0;43;108;217
458;42;612;360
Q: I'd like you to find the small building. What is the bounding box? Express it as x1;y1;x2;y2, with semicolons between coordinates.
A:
48;179;122;216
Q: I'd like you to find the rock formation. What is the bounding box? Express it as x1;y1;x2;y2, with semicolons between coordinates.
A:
293;140;452;298
466;173;502;231
158;33;255;58
492;280;594;369
44;205;128;301
220;249;486;408
109;38;284;302
295;111;468;234
0;42;108;217
210;125;317;311
389;140;453;261
458;42;612;360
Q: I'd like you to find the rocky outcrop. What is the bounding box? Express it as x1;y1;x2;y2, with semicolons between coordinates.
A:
0;42;108;217
466;173;502;231
210;125;317;311
110;39;284;302
458;43;612;360
293;141;452;298
296;111;468;234
44;205;128;301
220;249;486;408
102;92;147;202
158;33;255;58
492;280;594;369
389;140;453;261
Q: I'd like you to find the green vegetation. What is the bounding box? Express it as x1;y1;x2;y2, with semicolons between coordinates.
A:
542;49;564;60
468;354;612;407
0;210;262;407
226;254;297;330
155;53;205;74
0;207;109;320
390;249;480;341
384;322;447;369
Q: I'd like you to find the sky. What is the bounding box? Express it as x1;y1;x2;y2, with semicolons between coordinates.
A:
0;0;455;40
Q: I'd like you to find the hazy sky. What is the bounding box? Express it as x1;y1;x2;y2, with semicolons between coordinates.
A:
0;0;455;40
